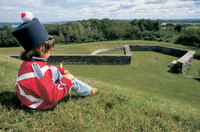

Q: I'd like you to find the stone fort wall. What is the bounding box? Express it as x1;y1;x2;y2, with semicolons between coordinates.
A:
45;44;199;65
11;44;199;73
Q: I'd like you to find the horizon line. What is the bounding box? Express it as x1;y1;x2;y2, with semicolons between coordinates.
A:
1;18;200;23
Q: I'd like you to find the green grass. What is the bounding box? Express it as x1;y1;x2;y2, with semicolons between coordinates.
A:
0;40;200;55
0;40;200;131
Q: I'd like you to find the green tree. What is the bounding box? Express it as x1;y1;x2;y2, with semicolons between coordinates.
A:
174;25;182;32
0;25;19;47
175;28;200;47
126;25;140;39
131;19;161;31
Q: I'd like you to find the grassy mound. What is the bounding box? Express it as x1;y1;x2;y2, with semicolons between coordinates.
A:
0;40;200;131
0;40;200;55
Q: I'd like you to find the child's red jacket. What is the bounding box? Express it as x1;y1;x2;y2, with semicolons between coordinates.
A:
16;60;73;110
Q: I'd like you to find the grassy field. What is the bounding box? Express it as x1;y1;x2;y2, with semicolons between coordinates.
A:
0;40;200;131
0;40;200;55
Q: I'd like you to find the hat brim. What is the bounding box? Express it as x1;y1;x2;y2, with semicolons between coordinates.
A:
47;35;54;40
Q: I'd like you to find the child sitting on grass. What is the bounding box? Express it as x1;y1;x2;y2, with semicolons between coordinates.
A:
12;12;98;110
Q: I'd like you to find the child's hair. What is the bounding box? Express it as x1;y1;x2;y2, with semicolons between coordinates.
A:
20;39;55;61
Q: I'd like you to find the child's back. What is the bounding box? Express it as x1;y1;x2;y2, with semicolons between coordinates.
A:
12;12;98;110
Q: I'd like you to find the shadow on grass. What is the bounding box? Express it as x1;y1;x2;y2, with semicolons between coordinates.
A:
193;78;200;82
60;93;86;103
167;69;180;74
0;91;84;112
0;91;21;110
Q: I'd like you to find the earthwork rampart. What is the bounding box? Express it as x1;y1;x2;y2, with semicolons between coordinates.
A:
11;44;199;73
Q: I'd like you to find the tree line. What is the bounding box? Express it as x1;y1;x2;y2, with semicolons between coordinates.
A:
0;19;199;47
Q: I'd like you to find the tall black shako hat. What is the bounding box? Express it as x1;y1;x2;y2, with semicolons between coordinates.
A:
12;11;53;51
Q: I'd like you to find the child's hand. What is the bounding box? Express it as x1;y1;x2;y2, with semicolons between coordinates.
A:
63;73;75;81
64;70;70;74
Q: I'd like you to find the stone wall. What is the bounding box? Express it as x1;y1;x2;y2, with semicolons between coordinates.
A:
129;44;188;57
168;51;195;74
47;54;132;65
124;45;132;55
128;45;196;74
10;44;198;71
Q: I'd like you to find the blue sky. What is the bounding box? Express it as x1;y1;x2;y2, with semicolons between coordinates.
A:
0;0;200;22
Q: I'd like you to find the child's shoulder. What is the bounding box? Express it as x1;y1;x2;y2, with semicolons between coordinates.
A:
20;61;47;69
18;61;48;74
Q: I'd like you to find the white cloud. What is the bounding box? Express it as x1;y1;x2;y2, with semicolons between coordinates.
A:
0;0;199;22
2;6;16;10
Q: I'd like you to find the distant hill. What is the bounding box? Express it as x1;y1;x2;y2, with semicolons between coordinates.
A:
1;19;200;27
161;19;200;23
0;22;22;27
0;21;68;27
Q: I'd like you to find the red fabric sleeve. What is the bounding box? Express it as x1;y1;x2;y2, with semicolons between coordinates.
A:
55;66;65;74
36;69;73;104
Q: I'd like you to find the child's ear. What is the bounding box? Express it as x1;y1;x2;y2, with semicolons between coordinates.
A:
39;47;44;56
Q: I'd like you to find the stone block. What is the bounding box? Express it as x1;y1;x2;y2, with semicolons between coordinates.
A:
168;51;195;74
